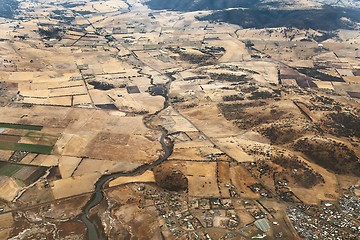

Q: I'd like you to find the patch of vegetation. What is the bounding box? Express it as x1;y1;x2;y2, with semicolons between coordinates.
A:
296;67;344;82
60;3;86;8
73;10;95;15
170;96;186;104
294;137;360;176
148;85;167;97
38;27;64;40
245;40;255;49
313;31;338;42
95;104;118;110
310;95;338;105
210;73;252;83
223;94;244;102
87;80;115;90
167;47;215;64
0;162;23;176
182;103;198;109
248;90;276;100
234;110;287;129
199;46;225;57
146;0;261;11
154;167;188;192
0;162;47;184
271;154;324;189
198;6;360;31
0;122;42;131
218;101;267;121
180;52;213;65
0;141;53;154
261;124;301;144
324;111;360;138
49;10;75;23
15;143;53;154
241;84;259;93
183;76;208;81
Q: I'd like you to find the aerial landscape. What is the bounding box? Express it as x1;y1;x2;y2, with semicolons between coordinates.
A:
0;0;359;239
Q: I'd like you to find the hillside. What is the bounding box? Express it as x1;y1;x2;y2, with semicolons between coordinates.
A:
0;0;19;18
146;0;261;11
198;6;360;30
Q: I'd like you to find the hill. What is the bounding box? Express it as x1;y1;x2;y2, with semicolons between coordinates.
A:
0;0;19;18
146;0;261;11
198;6;360;30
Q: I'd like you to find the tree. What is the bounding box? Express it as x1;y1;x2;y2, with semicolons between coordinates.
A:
245;40;254;49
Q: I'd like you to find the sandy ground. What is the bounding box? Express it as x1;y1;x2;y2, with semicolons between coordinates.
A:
59;156;83;179
0;213;13;238
0;176;21;201
73;159;142;176
51;173;101;199
108;170;155;187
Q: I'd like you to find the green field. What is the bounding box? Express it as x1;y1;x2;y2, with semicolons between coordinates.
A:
15;178;25;187
25;131;58;145
15;143;53;154
157;55;170;63
0;161;48;185
0;141;17;150
0;123;43;131
143;44;159;50
0;141;53;154
0;162;23;177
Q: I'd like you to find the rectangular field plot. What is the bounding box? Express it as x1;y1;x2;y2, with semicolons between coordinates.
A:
0;163;23;177
0;162;47;185
15;143;53;154
0;129;57;154
0;141;53;154
0;123;43;131
22;132;58;146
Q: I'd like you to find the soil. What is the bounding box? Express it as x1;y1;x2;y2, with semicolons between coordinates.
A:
57;221;87;239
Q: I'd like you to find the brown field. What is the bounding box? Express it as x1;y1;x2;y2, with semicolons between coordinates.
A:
230;165;261;199
1;0;359;239
185;162;220;197
0;176;21;201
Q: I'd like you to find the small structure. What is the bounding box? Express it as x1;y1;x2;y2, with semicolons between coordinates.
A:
252;233;267;239
255;218;271;232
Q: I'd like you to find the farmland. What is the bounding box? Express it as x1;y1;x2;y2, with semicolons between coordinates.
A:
0;0;359;239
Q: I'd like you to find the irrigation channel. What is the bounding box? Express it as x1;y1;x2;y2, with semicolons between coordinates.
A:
80;80;173;240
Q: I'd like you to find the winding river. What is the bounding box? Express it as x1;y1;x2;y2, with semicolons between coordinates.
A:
79;131;172;240
79;79;173;239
